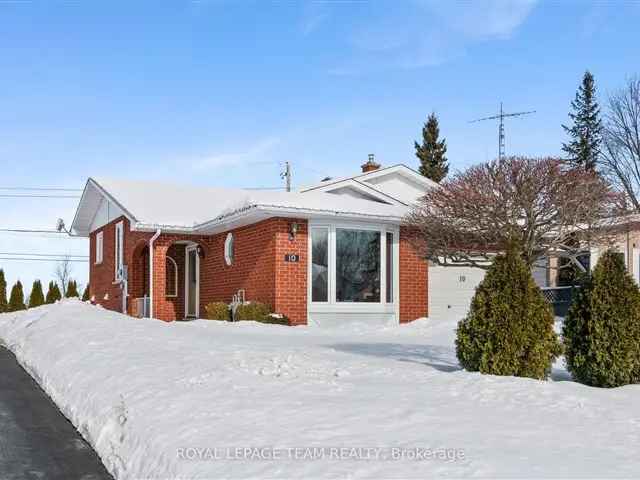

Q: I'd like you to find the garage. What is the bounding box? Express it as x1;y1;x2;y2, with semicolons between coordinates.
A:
428;264;550;321
428;266;486;321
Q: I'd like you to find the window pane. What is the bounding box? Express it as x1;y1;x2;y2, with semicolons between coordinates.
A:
166;258;177;297
386;232;394;303
311;229;328;302
336;229;380;303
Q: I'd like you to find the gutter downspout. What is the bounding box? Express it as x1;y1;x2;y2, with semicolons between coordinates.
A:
149;229;161;318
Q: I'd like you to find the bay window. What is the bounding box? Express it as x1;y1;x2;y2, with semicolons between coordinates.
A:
310;224;397;305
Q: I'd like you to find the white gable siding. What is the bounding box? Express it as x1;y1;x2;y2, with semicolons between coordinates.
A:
329;187;388;203
363;173;427;203
89;196;125;233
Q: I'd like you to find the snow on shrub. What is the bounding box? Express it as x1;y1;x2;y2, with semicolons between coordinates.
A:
456;246;561;380
204;302;231;321
563;250;640;387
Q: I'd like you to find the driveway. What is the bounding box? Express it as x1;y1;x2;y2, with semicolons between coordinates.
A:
0;347;112;480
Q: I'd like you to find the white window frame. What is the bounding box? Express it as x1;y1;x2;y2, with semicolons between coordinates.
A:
308;220;399;316
114;221;124;281
224;233;234;266
165;256;178;298
95;231;103;265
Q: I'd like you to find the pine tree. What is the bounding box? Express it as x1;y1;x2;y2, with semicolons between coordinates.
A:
66;279;79;298
562;70;603;170
45;281;62;304
456;245;562;379
0;269;7;313
28;280;45;308
563;250;640;387
82;283;91;301
415;112;449;182
8;281;26;312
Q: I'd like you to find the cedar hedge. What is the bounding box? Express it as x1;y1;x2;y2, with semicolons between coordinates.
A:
456;246;561;380
563;250;640;387
204;302;231;321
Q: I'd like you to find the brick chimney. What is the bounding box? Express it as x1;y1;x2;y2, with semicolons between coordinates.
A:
361;153;381;173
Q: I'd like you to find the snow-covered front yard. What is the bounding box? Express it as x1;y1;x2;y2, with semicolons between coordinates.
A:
1;301;639;479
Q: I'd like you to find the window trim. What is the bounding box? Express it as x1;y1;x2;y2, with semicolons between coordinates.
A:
165;256;178;298
95;231;103;265
114;221;124;281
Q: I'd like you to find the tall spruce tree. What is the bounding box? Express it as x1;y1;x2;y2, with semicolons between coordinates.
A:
66;279;79;298
415;112;449;182
45;281;62;304
8;281;26;312
563;250;640;387
562;70;602;170
28;280;45;308
0;269;7;313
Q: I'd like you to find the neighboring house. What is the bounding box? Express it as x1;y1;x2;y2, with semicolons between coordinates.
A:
71;157;430;326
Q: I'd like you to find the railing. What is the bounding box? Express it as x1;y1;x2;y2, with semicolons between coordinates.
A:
134;296;150;318
541;286;576;317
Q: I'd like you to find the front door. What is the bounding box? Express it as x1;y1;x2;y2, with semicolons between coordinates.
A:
185;246;199;318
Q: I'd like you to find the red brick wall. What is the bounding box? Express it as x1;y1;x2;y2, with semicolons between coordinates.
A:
90;216;152;314
274;220;307;325
89;217;309;323
89;217;424;325
198;218;308;325
399;226;428;322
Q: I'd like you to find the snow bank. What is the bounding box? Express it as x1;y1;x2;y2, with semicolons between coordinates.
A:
1;301;639;479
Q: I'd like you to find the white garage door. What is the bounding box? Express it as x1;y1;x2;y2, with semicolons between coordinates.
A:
428;266;486;321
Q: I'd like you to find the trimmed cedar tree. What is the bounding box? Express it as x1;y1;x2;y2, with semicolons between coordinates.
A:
0;269;7;313
456;246;562;379
45;281;62;304
563;250;640;387
8;281;26;312
28;280;45;308
82;284;91;301
66;280;79;298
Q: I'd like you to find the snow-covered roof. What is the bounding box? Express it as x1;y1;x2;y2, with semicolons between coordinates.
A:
71;177;409;236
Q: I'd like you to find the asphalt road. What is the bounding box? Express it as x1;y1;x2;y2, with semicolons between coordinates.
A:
0;346;113;480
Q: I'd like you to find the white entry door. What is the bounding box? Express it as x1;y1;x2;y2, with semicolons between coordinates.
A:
185;246;200;318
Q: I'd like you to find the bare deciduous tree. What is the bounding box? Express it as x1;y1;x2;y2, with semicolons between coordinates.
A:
600;76;640;212
404;156;618;270
55;257;72;296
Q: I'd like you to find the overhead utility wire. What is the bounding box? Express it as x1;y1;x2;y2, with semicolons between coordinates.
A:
0;257;88;263
0;252;88;258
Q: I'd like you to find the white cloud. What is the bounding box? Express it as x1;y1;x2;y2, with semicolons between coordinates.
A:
423;0;537;39
194;136;282;169
326;0;537;74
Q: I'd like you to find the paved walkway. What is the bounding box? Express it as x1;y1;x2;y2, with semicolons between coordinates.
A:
0;347;112;480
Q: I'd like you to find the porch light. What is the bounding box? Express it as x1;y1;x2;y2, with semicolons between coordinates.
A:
289;222;299;241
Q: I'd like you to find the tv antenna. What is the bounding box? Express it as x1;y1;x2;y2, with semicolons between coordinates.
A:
469;103;535;160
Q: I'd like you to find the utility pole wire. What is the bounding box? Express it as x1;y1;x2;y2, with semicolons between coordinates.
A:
0;252;88;258
0;228;69;234
0;187;82;191
0;194;80;198
0;257;88;263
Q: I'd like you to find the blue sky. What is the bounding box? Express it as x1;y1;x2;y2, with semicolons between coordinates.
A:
1;0;639;294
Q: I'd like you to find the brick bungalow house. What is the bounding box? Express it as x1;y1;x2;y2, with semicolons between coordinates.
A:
71;158;435;326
